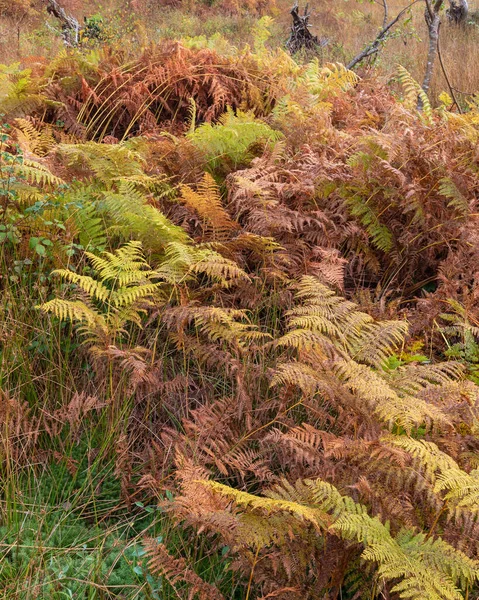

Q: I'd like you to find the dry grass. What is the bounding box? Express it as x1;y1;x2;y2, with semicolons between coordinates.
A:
279;0;479;103
2;0;479;103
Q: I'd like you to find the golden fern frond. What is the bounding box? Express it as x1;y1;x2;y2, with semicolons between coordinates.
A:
335;359;450;431
19;159;63;187
302;479;479;600
335;515;477;600
435;468;479;515
200;479;329;531
386;362;464;395
203;475;479;599
270;361;325;395
164;305;265;347
110;283;163;308
351;320;409;367
180;173;239;240
51;270;110;302
387;438;479;520
385;437;459;480
319;62;359;93
58;142;146;182
86;241;154;286
14;118;56;157
38;299;107;330
0;63;47;116
397;65;432;123
275;329;336;353
191;248;250;287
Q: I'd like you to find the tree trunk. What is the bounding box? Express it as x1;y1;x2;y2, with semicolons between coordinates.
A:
422;10;440;95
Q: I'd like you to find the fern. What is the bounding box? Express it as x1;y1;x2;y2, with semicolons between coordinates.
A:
0;63;48;116
102;181;190;250
179;172;239;240
14;118;56;157
199;476;479;600
397;65;433;124
38;241;164;350
188;108;283;172
272;277;458;432
438;177;469;218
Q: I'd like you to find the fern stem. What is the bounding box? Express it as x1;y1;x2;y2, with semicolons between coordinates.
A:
426;505;447;539
245;546;260;600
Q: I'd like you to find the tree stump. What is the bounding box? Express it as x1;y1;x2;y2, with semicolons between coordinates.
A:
286;2;320;54
446;0;468;24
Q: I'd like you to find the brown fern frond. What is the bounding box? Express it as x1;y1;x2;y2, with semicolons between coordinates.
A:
144;540;225;600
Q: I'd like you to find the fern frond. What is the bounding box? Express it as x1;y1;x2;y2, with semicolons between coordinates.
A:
438;177;469;217
397;65;433;124
191;249;250;287
201;479;329;531
39;299;107;330
51;270;110;302
144;540;225;600
180;173;239;239
188;108;283;171
14;118;56;157
435;468;479;515
110;283;163;307
352;320;409;367
20;159;64;187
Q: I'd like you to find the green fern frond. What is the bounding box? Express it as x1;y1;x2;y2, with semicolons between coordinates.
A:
71;199;107;251
188;108;283;172
103;183;190;249
438;177;469;217
345;193;394;252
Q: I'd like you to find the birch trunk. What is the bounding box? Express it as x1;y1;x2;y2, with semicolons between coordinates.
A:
422;11;440;95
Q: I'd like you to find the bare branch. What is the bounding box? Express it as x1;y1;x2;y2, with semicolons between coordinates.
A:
347;0;422;70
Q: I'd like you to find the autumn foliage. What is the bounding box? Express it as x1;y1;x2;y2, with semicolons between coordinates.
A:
1;17;479;600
